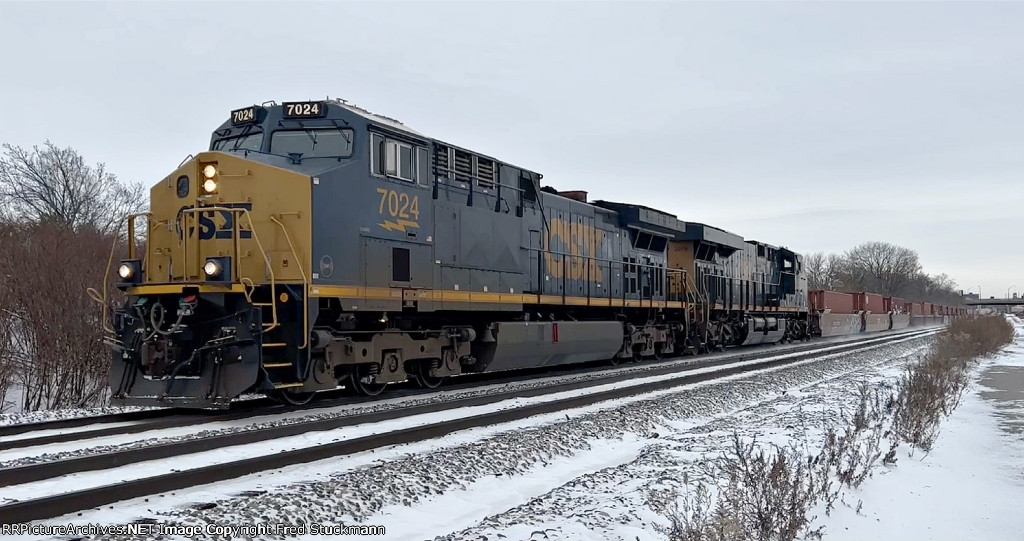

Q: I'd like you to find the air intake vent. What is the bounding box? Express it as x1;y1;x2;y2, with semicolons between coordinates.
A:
434;145;450;178
453;149;472;182
477;158;495;189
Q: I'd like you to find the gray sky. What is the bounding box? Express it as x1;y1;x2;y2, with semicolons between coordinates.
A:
1;1;1021;298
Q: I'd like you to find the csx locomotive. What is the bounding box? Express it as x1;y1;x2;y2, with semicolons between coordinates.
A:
102;99;810;408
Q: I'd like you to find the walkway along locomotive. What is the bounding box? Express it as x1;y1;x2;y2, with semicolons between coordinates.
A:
99;99;831;408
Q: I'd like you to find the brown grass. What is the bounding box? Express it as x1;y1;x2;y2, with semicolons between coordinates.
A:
893;315;1014;450
654;316;1015;539
652;435;831;541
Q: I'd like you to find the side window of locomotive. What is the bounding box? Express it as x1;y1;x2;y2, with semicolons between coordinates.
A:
371;134;385;175
417;148;429;187
371;133;421;184
398;144;415;181
270;128;353;159
384;141;399;176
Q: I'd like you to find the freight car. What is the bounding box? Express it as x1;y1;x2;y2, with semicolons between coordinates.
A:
98;99;887;409
808;291;963;337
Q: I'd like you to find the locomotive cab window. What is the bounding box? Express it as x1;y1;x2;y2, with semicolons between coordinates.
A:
270;128;353;160
371;133;421;183
212;132;264;153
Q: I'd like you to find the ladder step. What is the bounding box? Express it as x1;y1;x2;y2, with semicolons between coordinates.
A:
264;362;292;368
262;342;287;348
273;382;304;390
253;302;274;307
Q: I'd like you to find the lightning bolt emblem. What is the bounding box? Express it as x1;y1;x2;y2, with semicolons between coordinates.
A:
378;219;420;232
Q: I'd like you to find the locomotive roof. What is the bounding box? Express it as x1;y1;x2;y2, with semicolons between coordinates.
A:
593;200;687;238
676;221;747;252
328;99;427;138
331;99;543;177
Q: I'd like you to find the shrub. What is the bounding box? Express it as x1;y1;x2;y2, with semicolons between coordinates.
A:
0;221;126;410
893;316;1013;450
655;317;1015;538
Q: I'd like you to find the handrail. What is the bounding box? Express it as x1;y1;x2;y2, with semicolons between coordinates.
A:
88;212;153;335
178;206;280;332
270;214;309;350
520;244;687;305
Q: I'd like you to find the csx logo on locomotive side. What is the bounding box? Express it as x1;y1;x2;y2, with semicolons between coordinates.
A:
175;203;254;240
544;217;606;282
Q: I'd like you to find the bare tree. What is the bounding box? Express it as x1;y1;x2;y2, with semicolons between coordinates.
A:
0;223;14;411
842;242;921;297
0;141;143;411
930;273;958;293
0;222;120;410
804;252;827;291
804;251;846;291
0;141;146;235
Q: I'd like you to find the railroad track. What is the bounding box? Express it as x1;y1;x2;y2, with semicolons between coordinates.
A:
0;327;937;524
0;325;938;452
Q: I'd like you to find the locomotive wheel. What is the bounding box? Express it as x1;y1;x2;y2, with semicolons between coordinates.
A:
269;389;315;406
412;372;446;389
349;365;387;396
653;344;664;361
410;359;446;389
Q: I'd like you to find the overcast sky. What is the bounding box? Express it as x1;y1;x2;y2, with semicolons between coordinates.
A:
1;1;1021;298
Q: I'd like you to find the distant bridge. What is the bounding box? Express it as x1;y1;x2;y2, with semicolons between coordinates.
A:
963;297;1024;306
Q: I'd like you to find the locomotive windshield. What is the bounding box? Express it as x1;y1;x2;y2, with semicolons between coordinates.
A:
212;132;264;153
270;128;354;160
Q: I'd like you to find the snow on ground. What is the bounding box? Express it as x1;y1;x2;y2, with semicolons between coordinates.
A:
818;316;1024;540
1;384;25;415
0;331;920;470
21;334;934;541
0;328;918;429
0;392;154;427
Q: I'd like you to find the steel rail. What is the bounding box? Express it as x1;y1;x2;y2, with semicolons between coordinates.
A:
0;327;934;453
0;326;934;449
0;328;937;524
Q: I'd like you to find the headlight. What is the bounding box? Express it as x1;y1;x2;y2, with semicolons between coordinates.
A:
118;264;135;279
203;257;232;283
116;259;142;288
203;259;222;277
202;178;217;193
202;164;217;179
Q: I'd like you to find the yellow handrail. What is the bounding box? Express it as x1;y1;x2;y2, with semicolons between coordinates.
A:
179;206;281;332
88;212;153;335
271;215;309;350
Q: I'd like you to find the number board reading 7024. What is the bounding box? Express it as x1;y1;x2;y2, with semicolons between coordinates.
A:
282;101;328;119
229;106;260;125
